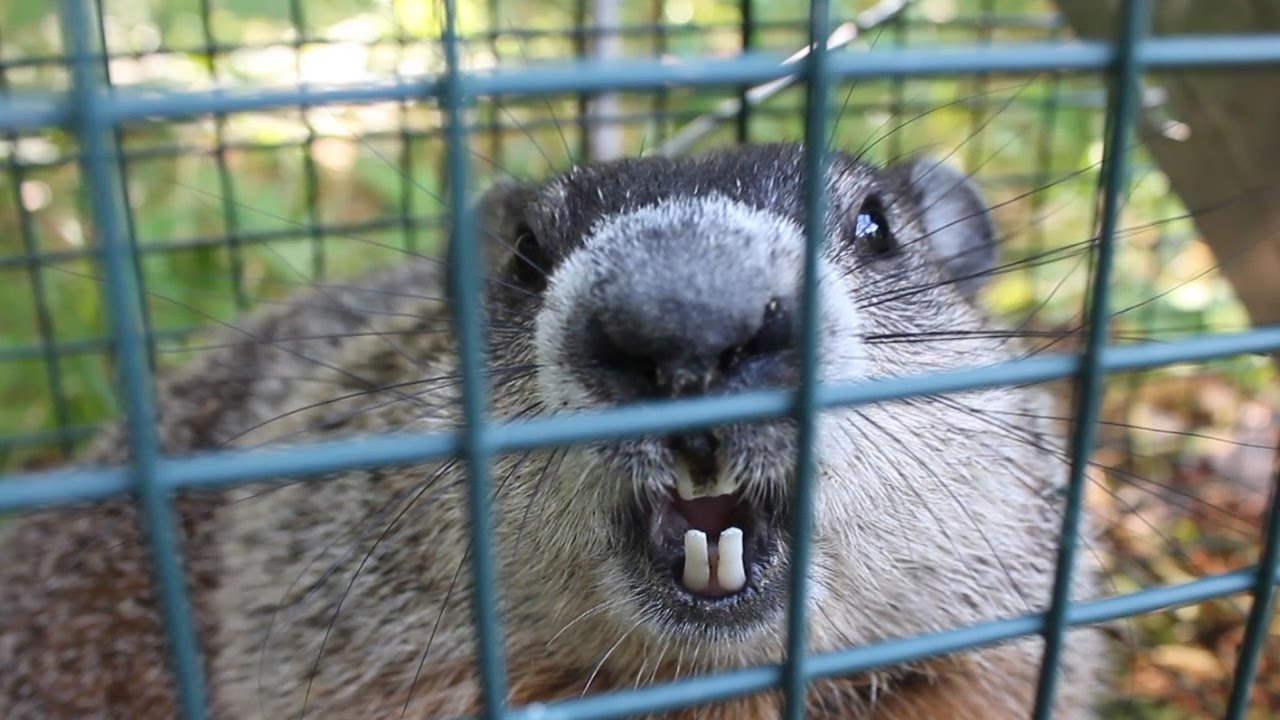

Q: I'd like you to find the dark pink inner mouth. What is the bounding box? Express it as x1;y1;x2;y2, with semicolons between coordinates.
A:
670;491;744;537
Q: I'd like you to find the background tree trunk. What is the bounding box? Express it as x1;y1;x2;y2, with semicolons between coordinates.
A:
1055;0;1280;331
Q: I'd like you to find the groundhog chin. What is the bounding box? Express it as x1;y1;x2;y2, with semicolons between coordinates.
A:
607;474;793;641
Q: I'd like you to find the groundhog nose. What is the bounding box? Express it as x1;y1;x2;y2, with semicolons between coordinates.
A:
585;297;792;399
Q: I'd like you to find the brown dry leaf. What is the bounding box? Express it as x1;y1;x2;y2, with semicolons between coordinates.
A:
1197;376;1241;421
1129;660;1176;696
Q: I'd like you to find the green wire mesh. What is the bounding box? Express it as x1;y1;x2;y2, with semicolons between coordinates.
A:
1;0;1279;718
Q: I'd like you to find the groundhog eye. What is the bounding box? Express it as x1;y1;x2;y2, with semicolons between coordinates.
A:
854;196;896;257
511;224;549;291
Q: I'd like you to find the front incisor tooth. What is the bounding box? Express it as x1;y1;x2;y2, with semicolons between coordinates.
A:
675;471;699;501
717;527;746;592
712;475;741;498
675;467;741;500
683;530;710;592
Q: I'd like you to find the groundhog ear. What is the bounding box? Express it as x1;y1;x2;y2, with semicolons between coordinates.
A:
885;156;997;300
471;179;534;269
443;180;532;306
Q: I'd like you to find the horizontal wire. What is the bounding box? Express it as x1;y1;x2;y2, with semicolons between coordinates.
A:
2;324;1276;511
4;35;1280;132
492;566;1273;720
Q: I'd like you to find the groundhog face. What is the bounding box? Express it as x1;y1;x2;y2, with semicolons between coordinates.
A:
471;145;1024;659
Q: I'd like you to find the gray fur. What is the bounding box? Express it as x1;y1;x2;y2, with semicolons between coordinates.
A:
0;143;1104;719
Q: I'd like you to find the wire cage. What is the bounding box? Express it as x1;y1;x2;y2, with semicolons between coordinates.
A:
1;0;1279;718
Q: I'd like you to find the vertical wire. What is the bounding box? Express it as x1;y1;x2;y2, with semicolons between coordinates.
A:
781;1;831;718
94;0;157;374
198;0;248;310
885;8;907;163
441;0;508;716
0;28;75;459
287;0;326;280
1223;453;1280;719
395;0;420;254
1030;1;1149;717
486;0;504;187
735;0;753;144
1027;18;1064;305
60;0;208;716
962;0;995;173
650;0;670;150
573;0;591;162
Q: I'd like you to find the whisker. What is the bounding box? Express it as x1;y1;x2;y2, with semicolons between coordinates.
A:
850;407;1034;614
399;441;538;717
257;458;460;713
546;597;628;649
931;394;1257;579
580;617;646;698
227;365;537;448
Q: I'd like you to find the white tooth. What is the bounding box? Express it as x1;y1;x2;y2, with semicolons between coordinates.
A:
682;530;710;592
675;469;699;501
676;470;741;500
712;475;740;498
717;527;746;593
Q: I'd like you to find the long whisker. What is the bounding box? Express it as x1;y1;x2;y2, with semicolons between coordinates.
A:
580;616;647;698
546;597;629;648
399;433;542;717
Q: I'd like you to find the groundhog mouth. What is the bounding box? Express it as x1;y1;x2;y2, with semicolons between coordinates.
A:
635;482;782;610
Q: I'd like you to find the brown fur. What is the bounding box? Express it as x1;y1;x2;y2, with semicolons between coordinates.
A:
0;494;227;718
362;646;1057;719
0;484;1063;720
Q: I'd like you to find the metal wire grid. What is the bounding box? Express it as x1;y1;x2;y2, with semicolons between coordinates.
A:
1;0;1280;718
0;3;877;464
0;5;1249;466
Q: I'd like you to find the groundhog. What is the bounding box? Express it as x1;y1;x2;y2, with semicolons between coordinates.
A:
0;143;1104;718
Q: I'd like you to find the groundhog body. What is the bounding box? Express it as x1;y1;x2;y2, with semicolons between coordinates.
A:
0;144;1105;719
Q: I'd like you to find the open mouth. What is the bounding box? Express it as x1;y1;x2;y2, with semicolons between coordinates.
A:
640;482;781;604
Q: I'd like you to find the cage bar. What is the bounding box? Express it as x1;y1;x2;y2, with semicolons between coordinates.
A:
780;0;832;717
442;0;509;716
3;325;1280;513
1224;466;1280;719
1031;1;1148;716
485;564;1272;720
5;35;1280;134
58;0;209;717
